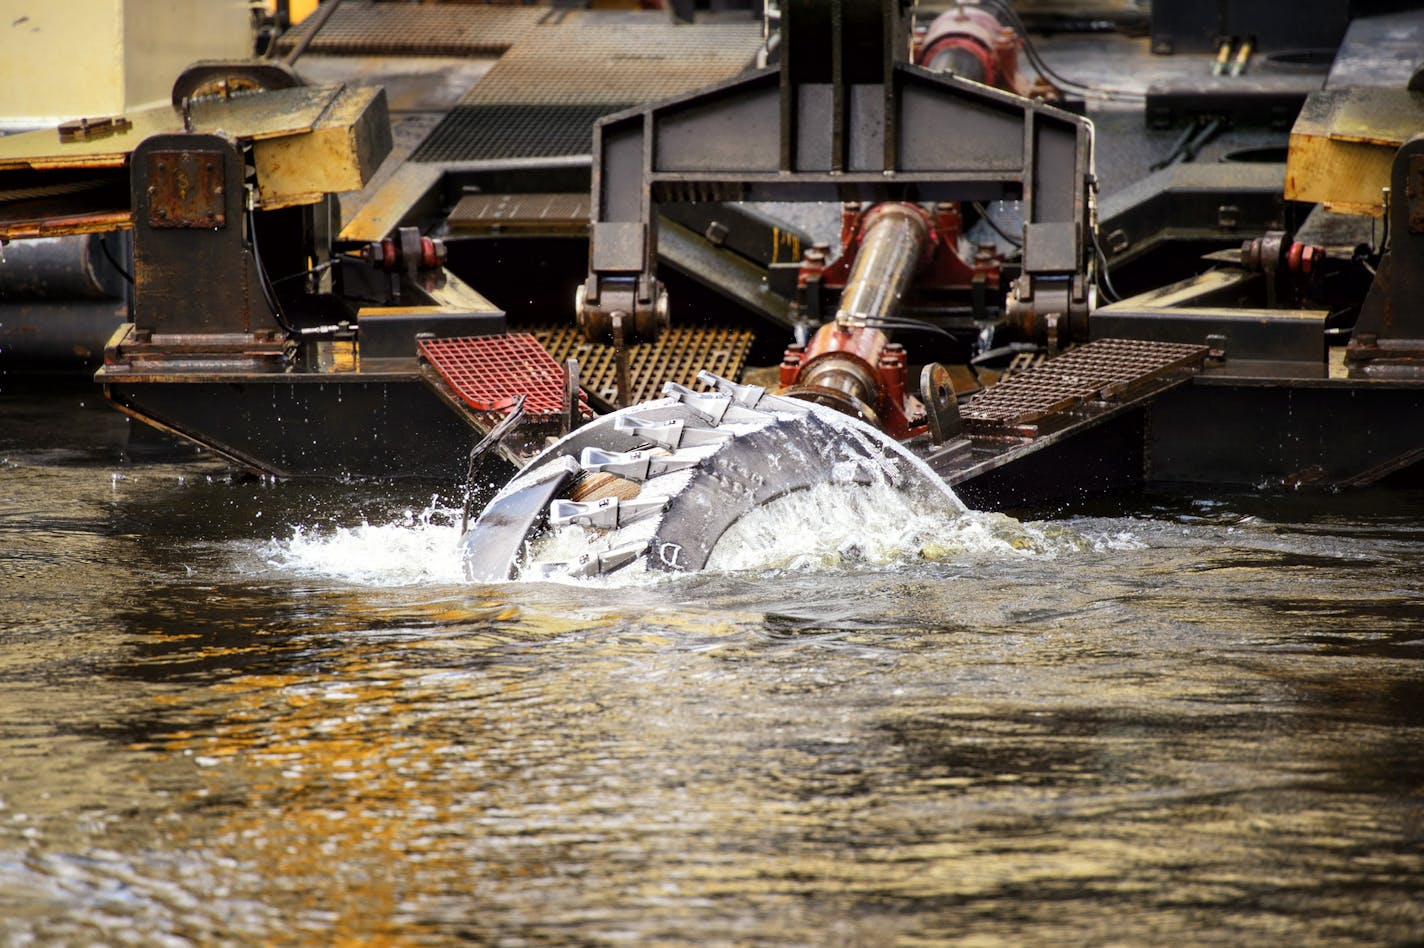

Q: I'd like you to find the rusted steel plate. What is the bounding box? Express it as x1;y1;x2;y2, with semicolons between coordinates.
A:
146;150;225;228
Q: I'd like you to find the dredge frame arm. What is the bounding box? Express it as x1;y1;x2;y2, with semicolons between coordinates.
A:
577;0;1095;341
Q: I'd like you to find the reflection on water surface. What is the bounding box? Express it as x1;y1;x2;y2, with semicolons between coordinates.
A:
1;391;1421;943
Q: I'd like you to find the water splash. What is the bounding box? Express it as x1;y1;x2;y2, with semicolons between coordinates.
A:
258;504;465;586
253;483;1139;588
705;479;1066;572
527;477;1124;581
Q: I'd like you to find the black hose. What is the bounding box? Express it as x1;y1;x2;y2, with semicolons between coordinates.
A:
246;201;300;337
1090;227;1122;303
979;0;1144;102
98;232;133;285
270;256;342;286
1149;121;1199;172
971;201;1022;248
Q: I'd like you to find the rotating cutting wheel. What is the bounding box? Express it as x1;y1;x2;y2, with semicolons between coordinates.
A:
460;372;960;581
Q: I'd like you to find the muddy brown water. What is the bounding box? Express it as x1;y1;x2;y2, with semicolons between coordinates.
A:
1;388;1421;944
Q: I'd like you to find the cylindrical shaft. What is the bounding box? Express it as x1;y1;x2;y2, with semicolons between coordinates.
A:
834;203;930;328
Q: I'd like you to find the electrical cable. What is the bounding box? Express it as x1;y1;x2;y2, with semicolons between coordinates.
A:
971;342;1043;365
859;316;959;341
98;232;134;285
1090;227;1122;303
270;256;343;285
971;201;1022;248
979;0;1145;102
246;200;301;338
248;203;361;339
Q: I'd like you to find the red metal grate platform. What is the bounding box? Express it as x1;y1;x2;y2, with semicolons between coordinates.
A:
418;333;578;420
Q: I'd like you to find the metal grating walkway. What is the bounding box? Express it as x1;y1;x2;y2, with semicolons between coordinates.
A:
413;17;763;162
961;338;1208;436
531;323;755;408
275;2;546;58
416;103;623;162
418;333;574;420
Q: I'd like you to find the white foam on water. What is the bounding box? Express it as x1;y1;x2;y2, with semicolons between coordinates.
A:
523;477;1121;583
251;483;1141;588
257;504;466;586
705;478;1059;572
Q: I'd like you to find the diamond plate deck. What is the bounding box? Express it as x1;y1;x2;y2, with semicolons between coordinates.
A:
961;338;1208;437
531;323;755;408
412;17;763;162
275;2;546;58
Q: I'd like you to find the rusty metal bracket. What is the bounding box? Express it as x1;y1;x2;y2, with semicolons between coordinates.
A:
1408;152;1424;235
145;150;226;229
130;133;271;336
57;115;132;144
1348;135;1424;373
920;362;962;445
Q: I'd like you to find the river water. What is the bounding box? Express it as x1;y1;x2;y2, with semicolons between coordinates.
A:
1;387;1421;945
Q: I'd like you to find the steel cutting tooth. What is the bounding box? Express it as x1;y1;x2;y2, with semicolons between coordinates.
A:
579;446;711;481
660;382;765;425
614;414;733;449
696;370;766;408
531;542;647;579
549;494;669;530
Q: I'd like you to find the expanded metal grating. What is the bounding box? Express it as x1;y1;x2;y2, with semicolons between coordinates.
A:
418;333;573;420
413;17;763;162
275;2;546;58
415;103;625;162
961;338;1208;435
531;323;755;408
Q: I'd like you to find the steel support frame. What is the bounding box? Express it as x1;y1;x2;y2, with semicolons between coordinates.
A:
578;0;1093;341
1347;134;1424;374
